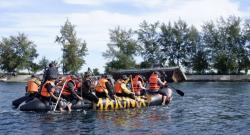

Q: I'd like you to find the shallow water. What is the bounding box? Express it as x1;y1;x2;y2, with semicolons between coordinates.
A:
0;82;250;135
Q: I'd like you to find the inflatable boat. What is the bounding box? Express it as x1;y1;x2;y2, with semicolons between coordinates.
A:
12;88;172;112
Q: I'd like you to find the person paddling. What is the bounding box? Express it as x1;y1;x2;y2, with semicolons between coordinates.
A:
95;74;115;99
40;78;64;112
37;62;59;97
132;75;147;96
26;74;41;97
80;72;99;103
56;75;83;112
148;71;172;105
114;75;136;100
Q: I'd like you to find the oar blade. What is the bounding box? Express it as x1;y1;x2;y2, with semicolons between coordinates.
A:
175;89;184;96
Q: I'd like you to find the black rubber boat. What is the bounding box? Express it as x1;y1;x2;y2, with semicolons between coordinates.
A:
12;88;172;112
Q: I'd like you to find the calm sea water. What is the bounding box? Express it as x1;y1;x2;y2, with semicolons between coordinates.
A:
0;82;250;135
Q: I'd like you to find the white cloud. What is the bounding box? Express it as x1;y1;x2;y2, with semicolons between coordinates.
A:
132;0;178;8
63;0;120;5
0;0;33;8
63;0;101;5
144;0;242;29
63;0;179;8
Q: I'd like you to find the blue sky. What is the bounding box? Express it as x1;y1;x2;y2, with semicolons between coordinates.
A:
0;0;250;73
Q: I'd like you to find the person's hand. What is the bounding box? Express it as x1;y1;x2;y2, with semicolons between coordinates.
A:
54;97;59;101
104;89;108;94
79;97;83;100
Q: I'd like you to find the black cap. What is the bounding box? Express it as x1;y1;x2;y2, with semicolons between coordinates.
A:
102;74;108;78
31;74;39;78
122;75;128;80
49;62;56;67
84;72;91;77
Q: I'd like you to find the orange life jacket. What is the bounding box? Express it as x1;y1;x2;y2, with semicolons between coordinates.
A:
149;73;160;90
75;80;81;89
41;81;55;97
132;75;143;94
95;78;108;93
114;80;123;94
62;79;76;96
27;78;40;93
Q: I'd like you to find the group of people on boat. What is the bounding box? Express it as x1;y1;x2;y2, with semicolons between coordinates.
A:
24;63;173;112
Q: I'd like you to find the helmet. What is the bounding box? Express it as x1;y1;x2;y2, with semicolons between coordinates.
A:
122;75;128;80
155;71;160;75
84;72;91;77
71;75;77;79
101;74;108;78
152;71;161;78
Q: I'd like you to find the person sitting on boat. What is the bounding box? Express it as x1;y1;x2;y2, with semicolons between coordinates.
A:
80;72;99;103
26;74;41;97
74;76;82;93
107;76;115;87
132;75;147;96
57;75;83;112
40;78;64;112
44;62;58;83
95;74;115;99
114;75;136;100
148;71;172;105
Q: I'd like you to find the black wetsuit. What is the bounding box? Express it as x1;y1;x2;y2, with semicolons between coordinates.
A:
81;79;99;103
44;67;58;81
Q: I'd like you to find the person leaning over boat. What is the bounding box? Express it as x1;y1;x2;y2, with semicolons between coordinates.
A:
57;75;83;112
114;75;136;100
95;74;115;99
74;76;82;92
80;72;92;95
40;77;64;112
132;75;147;96
26;74;41;97
80;72;99;103
148;71;172;105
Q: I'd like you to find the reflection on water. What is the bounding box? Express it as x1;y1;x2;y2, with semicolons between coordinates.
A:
0;82;250;134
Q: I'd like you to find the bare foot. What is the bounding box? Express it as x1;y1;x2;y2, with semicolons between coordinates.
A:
67;103;72;112
60;108;65;112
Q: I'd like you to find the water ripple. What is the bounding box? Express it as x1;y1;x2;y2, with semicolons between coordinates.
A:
0;82;250;135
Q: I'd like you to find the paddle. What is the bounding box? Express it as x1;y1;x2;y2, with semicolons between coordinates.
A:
130;75;135;93
53;79;68;111
160;71;185;96
168;86;184;96
80;73;84;98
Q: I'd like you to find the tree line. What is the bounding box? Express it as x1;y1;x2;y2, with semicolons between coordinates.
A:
0;20;90;75
103;16;250;74
1;16;250;75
